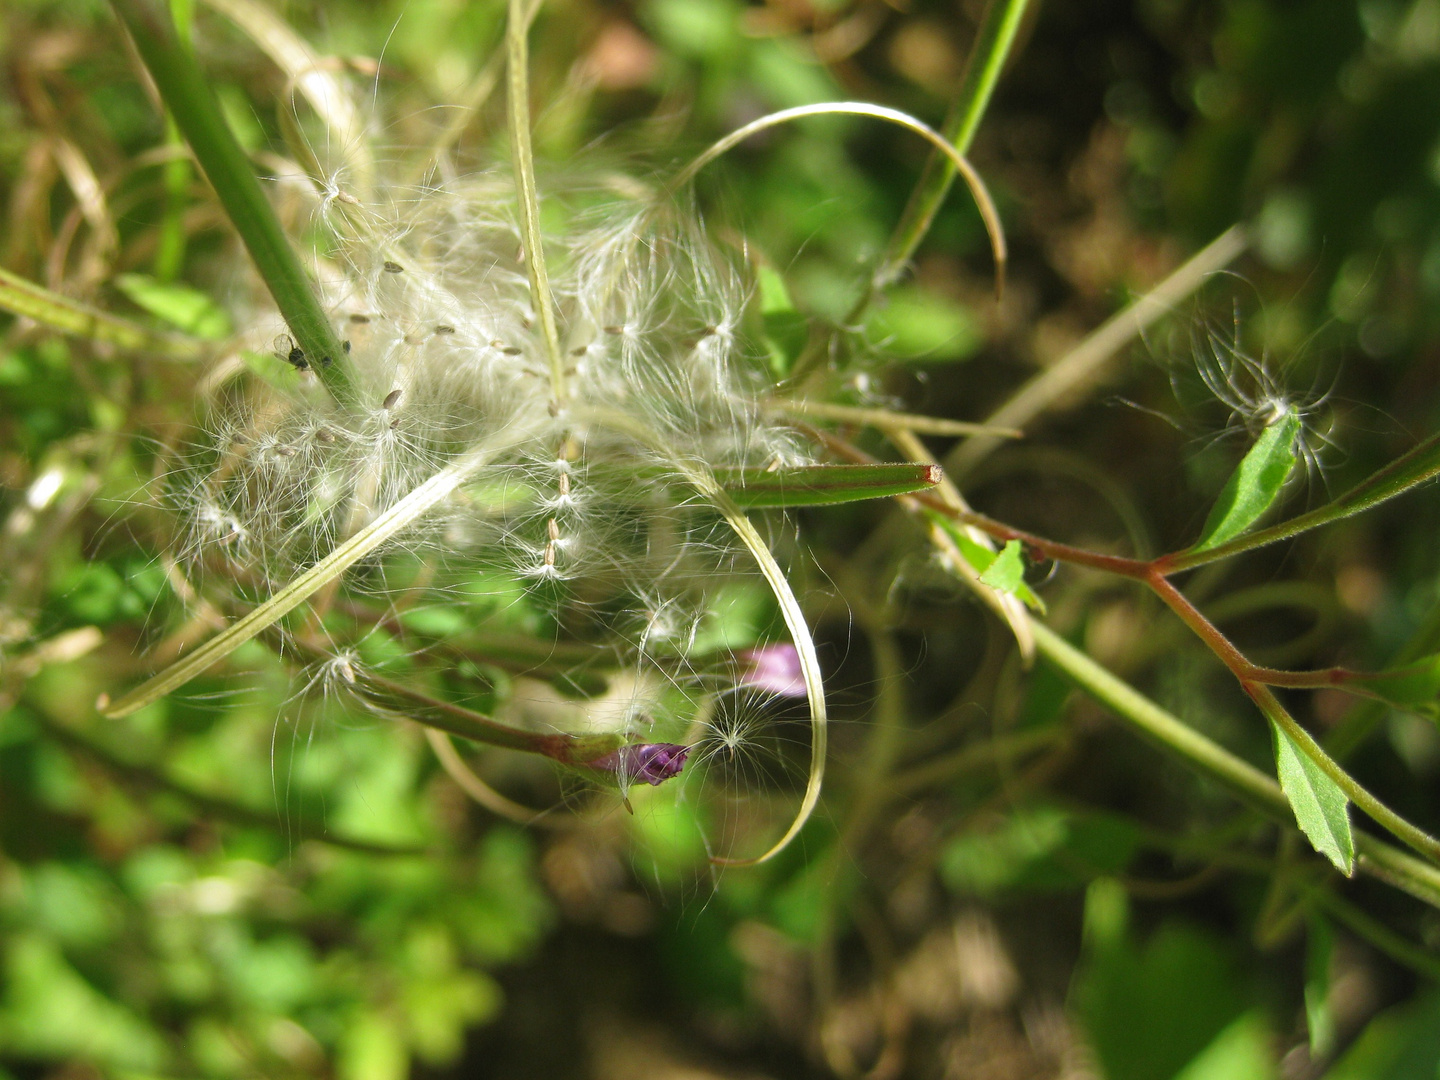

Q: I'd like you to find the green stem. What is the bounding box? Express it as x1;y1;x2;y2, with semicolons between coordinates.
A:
871;0;1030;291
359;670;624;764
1028;619;1440;907
1029;619;1283;812
506;0;565;407
111;0;353;402
1307;886;1440;981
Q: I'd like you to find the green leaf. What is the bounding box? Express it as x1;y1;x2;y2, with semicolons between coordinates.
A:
1271;719;1354;873
1172;1014;1277;1080
714;463;941;507
1319;991;1440;1080
979;539;1025;592
926;511;1047;613
864;284;982;362
940;807;1140;895
1191;411;1302;552
113;274;231;340
1349;653;1440;716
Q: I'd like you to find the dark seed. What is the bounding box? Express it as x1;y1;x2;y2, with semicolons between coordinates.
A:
435;324;456;334
502;346;523;356
383;261;404;273
571;345;588;356
342;340;351;353
603;325;623;335
349;314;371;324
319;355;332;367
382;389;402;410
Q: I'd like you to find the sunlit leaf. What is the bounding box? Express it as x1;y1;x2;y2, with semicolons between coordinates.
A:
979;538;1025;592
1271;719;1354;874
865;283;982;362
113;273;232;340
1191;411;1301;552
1172;1013;1277;1080
927;511;1047;612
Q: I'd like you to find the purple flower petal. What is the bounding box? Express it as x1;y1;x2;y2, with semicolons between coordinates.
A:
738;643;806;698
591;742;690;786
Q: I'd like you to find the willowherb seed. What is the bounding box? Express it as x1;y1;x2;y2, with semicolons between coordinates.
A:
383;260;404;273
382;389;402;410
349;313;371;324
435;324;455;334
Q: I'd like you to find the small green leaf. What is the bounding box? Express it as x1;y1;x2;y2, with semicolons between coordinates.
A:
758;264;794;315
1349;653;1440;716
1191;411;1302;552
865;284;981;362
1271;719;1354;873
926;512;1047;613
1171;1013;1276;1080
979;539;1025;592
715;463;941;507
114;274;232;340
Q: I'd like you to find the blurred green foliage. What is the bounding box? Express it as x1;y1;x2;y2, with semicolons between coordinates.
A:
5;0;1440;1077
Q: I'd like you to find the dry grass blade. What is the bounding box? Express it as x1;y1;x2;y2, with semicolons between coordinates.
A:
507;0;565;404
202;0;371;192
101;424;532;719
771;399;1023;439
0;266;203;359
946;225;1248;480
676;102;1006;299
424;728;557;827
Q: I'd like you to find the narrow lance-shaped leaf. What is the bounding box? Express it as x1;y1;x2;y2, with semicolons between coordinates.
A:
1347;653;1440;718
715;463;941;508
1190;410;1302;552
1271;718;1355;874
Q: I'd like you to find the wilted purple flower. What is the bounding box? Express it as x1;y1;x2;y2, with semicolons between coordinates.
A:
591;742;690;786
738;643;806;698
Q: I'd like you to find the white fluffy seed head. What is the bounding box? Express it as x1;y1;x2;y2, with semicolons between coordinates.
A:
181;166;807;660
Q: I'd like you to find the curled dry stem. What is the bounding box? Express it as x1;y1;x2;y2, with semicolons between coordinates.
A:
675;102;1007;300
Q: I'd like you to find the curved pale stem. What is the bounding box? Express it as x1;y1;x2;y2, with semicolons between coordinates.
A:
583;408;826;866
676;102;1006;298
